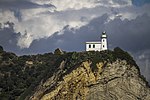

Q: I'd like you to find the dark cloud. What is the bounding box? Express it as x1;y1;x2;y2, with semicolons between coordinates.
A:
0;0;54;10
11;9;22;21
0;21;20;53
132;0;150;6
112;0;129;5
106;13;150;52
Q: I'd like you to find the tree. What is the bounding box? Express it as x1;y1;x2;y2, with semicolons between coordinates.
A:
114;47;124;54
54;48;64;55
0;45;3;52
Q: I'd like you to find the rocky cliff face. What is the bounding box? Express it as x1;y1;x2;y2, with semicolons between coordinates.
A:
28;50;150;100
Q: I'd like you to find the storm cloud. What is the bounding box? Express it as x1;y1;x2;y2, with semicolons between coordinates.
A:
0;0;54;10
132;0;150;6
0;21;20;52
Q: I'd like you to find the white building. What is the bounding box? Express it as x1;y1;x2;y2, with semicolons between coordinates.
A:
86;31;108;51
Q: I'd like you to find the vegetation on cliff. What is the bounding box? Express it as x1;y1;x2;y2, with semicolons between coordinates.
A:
0;46;148;100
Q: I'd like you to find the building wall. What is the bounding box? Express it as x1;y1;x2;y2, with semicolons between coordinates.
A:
86;43;101;51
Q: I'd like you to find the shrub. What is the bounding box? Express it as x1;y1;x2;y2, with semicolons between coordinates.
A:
114;47;137;66
54;48;64;55
0;45;3;52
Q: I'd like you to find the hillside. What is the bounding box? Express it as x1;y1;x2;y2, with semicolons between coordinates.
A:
0;46;150;100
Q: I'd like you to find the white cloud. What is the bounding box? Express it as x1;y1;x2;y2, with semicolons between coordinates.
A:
17;31;33;48
30;0;51;5
13;7;90;48
49;0;132;11
49;0;99;11
0;10;18;24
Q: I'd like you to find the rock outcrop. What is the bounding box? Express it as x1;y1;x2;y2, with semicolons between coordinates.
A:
28;52;150;100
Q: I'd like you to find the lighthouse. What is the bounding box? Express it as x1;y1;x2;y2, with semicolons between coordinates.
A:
85;31;108;51
101;31;108;51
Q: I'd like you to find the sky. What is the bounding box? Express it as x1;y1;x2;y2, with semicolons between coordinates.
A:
0;0;150;83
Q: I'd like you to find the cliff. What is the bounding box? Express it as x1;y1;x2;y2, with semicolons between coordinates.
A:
0;47;150;100
30;60;150;100
28;48;150;100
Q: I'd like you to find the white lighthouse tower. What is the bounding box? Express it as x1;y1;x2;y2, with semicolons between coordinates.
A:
101;31;108;51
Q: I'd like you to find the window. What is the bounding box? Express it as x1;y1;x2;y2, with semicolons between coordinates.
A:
103;40;105;42
89;44;91;48
93;44;95;48
103;45;104;47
